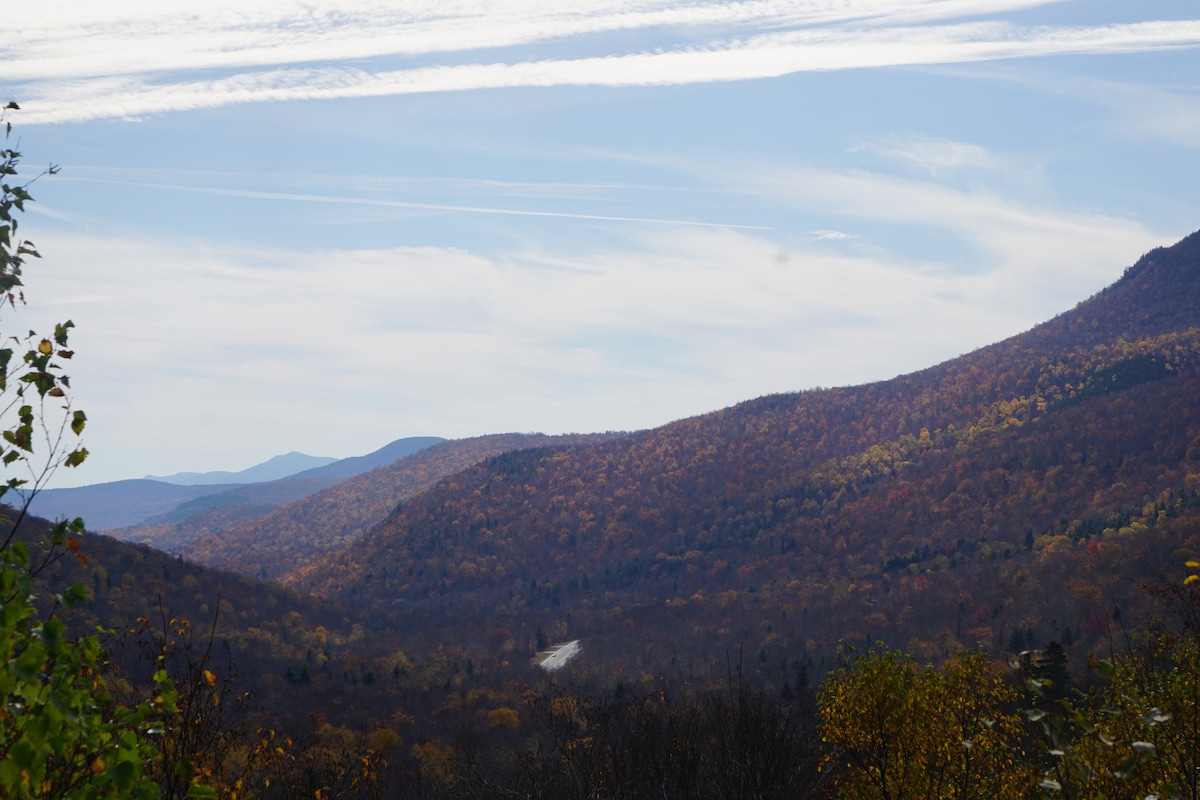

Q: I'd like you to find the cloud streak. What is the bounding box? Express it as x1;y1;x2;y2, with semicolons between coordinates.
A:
5;1;1064;79
60;176;771;229
9;1;1199;124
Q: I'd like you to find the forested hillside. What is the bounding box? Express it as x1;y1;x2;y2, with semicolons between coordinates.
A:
178;432;626;579
289;231;1200;674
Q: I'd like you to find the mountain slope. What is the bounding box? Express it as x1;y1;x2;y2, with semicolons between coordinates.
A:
0;504;357;693
284;436;445;482
97;436;445;543
25;479;245;531
180;432;627;579
289;230;1200;664
35;437;442;534
144;451;339;485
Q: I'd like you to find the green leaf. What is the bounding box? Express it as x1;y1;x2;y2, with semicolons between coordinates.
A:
108;759;138;791
53;319;73;346
64;446;88;467
60;583;88;609
39;615;64;648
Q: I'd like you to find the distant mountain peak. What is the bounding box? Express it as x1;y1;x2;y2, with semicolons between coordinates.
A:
145;451;339;486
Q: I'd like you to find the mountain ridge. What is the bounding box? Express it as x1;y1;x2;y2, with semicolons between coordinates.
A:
144;451;339;486
180;432;629;579
29;435;445;532
284;228;1200;669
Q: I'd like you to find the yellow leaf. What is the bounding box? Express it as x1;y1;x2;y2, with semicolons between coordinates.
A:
1185;575;1199;585
203;669;217;687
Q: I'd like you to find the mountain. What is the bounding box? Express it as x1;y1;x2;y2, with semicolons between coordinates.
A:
1;504;355;691
287;230;1200;672
179;432;627;579
284;436;446;481
24;479;245;531
144;451;339;486
33;436;445;534
11;231;1200;790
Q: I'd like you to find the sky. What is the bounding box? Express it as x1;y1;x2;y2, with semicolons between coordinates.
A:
3;0;1200;488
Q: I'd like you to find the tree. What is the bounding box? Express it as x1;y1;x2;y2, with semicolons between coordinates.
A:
818;647;1027;800
1051;570;1200;800
0;107;86;518
0;103;176;799
1033;640;1071;701
118;610;257;800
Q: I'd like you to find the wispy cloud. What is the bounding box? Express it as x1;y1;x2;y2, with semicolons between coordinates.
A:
28;168;1164;483
853;134;999;176
738;159;1164;319
848;134;1049;199
808;229;858;241
56;175;770;229
5;1;1065;79
9;0;1199;124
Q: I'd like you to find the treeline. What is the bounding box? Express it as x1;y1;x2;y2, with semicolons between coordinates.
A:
113;568;1200;800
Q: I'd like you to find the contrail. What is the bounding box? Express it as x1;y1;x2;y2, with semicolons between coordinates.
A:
67;177;773;230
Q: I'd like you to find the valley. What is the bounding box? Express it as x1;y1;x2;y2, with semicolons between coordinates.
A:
8;228;1200;798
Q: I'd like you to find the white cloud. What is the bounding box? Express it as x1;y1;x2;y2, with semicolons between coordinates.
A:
25;164;1165;485
846;134;1051;203
8;2;1199;124
740;162;1163;315
5;1;1065;81
808;229;857;241
853;134;1000;176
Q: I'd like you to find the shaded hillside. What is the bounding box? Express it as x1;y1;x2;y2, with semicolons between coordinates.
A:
25;479;244;531
290;230;1200;667
0;505;357;701
181;432;628;579
106;436;445;545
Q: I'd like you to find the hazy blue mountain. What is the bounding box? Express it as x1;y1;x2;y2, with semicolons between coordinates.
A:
31;436;448;533
283;436;445;481
23;479;243;531
144;451;339;486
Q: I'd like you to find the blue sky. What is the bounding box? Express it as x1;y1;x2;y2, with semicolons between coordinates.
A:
4;0;1200;487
